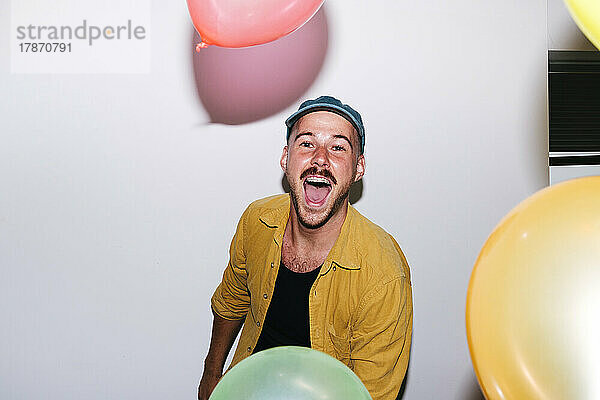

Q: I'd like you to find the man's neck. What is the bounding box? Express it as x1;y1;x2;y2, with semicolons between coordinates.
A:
284;200;349;254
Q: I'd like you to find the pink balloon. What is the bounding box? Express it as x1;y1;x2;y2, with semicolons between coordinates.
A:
191;7;328;125
187;0;324;49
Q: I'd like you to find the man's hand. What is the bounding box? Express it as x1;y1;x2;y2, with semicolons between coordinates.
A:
197;368;221;400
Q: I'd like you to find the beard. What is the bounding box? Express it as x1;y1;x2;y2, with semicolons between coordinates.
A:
286;168;353;229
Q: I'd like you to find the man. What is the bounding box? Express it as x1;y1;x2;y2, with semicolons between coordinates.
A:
198;96;412;400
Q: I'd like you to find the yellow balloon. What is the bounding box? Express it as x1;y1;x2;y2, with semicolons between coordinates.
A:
466;177;600;400
564;0;600;50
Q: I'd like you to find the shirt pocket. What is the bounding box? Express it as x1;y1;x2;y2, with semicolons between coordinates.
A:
326;324;351;367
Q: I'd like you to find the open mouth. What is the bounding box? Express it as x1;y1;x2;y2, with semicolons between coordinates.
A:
303;175;332;207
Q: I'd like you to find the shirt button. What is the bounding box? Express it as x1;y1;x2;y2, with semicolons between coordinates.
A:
314;291;317;297
247;346;252;352
263;293;268;299
270;262;274;268
256;321;260;327
333;266;336;271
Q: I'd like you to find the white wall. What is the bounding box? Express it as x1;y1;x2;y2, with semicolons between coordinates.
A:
1;1;548;399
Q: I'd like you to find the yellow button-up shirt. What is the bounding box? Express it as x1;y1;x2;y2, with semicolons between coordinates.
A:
211;194;413;400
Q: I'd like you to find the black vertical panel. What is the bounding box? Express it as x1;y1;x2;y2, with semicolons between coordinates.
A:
549;51;600;153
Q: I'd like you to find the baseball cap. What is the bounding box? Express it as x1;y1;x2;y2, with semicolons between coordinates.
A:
285;95;365;154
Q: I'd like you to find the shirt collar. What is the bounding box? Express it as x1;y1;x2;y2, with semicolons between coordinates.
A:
258;195;290;246
321;205;361;274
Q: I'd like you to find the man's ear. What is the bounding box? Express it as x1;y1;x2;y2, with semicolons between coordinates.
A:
280;146;288;173
354;154;365;182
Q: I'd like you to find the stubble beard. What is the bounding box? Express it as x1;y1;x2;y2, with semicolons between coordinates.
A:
287;171;353;230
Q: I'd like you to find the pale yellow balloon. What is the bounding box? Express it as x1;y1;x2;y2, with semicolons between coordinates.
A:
564;0;600;50
466;177;600;400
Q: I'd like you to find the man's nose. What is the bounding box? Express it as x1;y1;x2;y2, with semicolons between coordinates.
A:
311;145;329;167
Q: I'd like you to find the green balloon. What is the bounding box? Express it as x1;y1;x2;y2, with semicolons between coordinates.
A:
209;346;372;400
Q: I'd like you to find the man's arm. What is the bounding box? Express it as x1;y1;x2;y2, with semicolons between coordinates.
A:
200;209;250;399
198;311;244;400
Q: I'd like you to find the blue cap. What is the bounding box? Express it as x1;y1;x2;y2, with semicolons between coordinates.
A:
285;95;365;154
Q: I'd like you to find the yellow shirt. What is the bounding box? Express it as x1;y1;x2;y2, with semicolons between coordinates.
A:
211;194;413;400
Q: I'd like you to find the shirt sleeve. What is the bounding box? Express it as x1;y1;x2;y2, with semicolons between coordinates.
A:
350;276;413;400
211;208;251;320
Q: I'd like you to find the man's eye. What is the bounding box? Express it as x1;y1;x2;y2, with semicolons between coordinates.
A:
332;145;346;151
300;142;313;148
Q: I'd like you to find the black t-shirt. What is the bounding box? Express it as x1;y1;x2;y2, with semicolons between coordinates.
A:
253;263;320;353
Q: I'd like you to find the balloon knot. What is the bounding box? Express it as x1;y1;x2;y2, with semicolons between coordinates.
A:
196;42;210;52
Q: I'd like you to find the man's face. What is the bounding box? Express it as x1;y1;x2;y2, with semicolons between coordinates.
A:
281;111;365;229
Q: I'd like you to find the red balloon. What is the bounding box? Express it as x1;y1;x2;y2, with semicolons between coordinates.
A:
187;0;324;49
191;7;328;125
